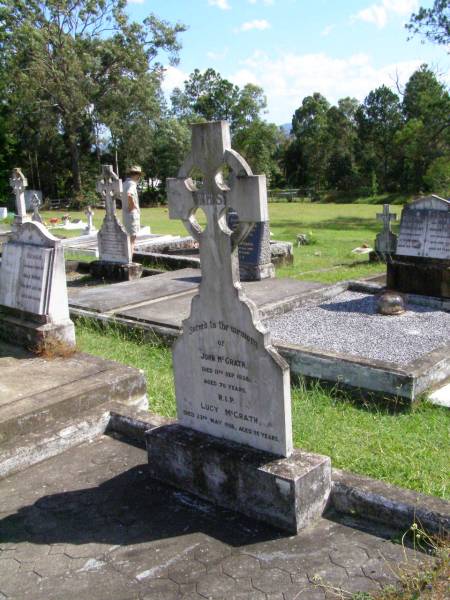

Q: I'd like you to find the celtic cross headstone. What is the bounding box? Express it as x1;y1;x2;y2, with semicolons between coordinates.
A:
96;165;132;264
167;121;292;456
10;168;30;230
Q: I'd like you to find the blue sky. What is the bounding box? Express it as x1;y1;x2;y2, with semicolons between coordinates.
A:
126;0;449;124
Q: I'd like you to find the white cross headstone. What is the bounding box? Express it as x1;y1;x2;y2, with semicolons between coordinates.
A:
84;205;96;235
10;168;30;230
96;165;132;264
375;204;397;256
167;121;292;457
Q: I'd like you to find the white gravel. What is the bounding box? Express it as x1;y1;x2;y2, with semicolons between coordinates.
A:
266;291;450;366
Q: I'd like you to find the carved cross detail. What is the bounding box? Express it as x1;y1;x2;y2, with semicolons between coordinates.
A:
9;168;30;227
167;121;267;290
96;165;122;216
377;204;397;233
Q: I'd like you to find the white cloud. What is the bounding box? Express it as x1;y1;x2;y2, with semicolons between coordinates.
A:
207;48;229;60
208;0;231;10
161;66;188;93
235;19;271;33
353;0;418;29
127;0;145;4
248;0;274;5
229;50;426;123
321;24;335;37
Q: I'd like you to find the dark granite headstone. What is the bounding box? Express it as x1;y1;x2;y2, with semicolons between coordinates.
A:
387;195;450;298
227;210;274;281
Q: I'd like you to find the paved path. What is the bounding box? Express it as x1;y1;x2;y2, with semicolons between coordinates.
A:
0;436;432;600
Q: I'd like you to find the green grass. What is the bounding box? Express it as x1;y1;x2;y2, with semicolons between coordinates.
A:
46;202;395;283
75;319;450;501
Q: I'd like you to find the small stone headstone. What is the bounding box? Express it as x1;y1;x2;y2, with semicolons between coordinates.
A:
375;204;397;256
96;165;132;264
396;195;450;259
167;121;292;457
0;221;75;347
31;193;43;224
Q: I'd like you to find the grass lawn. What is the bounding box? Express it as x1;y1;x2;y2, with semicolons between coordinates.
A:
43;201;397;283
76;320;449;501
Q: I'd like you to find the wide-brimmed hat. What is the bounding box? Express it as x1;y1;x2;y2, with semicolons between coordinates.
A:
127;165;142;175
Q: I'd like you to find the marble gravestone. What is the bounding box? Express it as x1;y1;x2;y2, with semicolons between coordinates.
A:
0;220;75;349
90;166;142;281
374;204;397;259
146;121;331;533
387;195;450;298
10;168;31;231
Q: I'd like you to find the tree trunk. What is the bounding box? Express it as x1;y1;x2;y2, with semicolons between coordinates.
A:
69;135;82;193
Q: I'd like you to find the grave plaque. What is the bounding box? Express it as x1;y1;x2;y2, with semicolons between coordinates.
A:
167;121;292;457
396;196;450;260
0;221;75;346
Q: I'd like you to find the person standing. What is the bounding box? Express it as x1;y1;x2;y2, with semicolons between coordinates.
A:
122;165;142;254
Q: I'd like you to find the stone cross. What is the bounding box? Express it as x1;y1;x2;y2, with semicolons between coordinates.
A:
377;204;397;234
9;168;30;228
96;165;122;216
85;205;94;227
31;193;43;224
167;121;268;292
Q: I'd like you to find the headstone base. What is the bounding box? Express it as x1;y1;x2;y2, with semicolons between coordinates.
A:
90;260;143;282
387;255;449;298
146;424;331;533
240;261;275;282
0;309;75;351
270;241;294;267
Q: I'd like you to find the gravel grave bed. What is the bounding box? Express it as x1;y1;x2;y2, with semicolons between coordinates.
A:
266;291;450;366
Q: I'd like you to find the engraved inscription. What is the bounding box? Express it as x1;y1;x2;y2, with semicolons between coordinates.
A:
397;208;450;259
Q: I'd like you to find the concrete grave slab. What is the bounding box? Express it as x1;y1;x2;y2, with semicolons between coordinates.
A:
69;268;201;313
0;341;147;444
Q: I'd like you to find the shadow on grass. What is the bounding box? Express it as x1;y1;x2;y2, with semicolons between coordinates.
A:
270;216;386;233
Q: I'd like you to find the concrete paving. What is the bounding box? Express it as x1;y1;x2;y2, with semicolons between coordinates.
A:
0;434;434;600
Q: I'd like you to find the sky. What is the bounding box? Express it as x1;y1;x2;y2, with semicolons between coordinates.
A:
125;0;449;125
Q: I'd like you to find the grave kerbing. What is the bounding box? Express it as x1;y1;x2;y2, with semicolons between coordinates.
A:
146;121;331;532
90;165;143;281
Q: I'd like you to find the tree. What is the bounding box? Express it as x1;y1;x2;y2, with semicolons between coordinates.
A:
289;93;330;189
0;1;186;196
325;97;360;191
233;120;283;184
395;65;450;191
406;0;450;47
171;69;267;132
356;86;402;191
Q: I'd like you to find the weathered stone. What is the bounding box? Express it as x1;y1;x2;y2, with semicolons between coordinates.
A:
89;260;143;282
146;424;331;534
